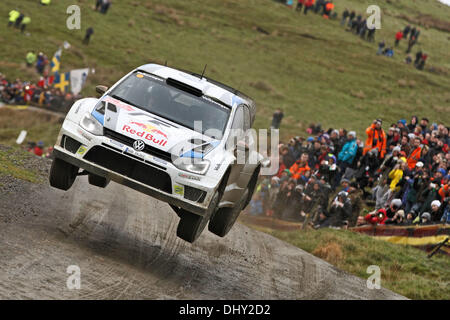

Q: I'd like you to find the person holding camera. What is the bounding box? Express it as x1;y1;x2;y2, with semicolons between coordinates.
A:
363;119;387;160
385;209;405;225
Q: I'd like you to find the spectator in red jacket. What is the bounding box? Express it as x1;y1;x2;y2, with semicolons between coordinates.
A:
395;31;403;47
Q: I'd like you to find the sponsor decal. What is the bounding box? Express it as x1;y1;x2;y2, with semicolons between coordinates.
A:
178;172;201;181
152;156;167;166
214;163;222;171
109;139;124;149
104;97;134;111
123;124;168;147
77;128;93;141
76;145;87;156
125;147;145;159
130;121;168;139
174;184;184;196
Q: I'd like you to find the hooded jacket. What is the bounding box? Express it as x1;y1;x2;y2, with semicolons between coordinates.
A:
363;124;387;158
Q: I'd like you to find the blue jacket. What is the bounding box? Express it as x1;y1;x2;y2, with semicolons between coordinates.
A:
338;139;358;164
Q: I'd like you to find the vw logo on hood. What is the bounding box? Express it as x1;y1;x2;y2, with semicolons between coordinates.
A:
133;139;145;151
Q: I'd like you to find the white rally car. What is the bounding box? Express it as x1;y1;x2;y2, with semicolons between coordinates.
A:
50;64;263;243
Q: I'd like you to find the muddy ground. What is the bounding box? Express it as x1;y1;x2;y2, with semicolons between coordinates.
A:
0;152;405;299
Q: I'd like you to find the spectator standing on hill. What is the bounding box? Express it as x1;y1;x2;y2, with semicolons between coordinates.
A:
414;28;421;41
403;25;411;38
35;52;47;74
83;27;94;45
417;53;428;70
20;16;31;33
95;0;103;11
367;26;376;42
341;8;349;26
409;27;417;40
101;0;112;14
347;10;355;27
406;36;417;54
271;108;284;129
296;0;305;12
376;40;385;55
323;1;334;19
304;0;315;15
395;30;403;47
14;12;24;28
8;9;20;27
414;51;422;66
26;51;36;67
41;0;51;5
407;137;423;170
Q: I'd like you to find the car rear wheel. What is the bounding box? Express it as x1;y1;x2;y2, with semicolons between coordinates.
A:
176;191;220;243
208;188;249;237
49;158;78;191
88;173;110;188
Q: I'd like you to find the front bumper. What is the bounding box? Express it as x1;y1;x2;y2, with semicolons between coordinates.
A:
53;119;221;217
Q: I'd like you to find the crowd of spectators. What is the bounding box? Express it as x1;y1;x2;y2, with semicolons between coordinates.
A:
249;116;450;229
0;72;77;111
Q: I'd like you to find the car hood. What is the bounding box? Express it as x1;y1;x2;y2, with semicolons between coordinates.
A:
100;96;220;158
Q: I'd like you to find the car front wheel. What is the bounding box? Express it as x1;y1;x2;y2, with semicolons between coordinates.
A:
176;191;220;243
88;173;110;188
49;158;78;191
208;188;249;237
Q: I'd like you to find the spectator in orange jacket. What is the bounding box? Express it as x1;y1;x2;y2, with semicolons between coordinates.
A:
323;1;334;18
289;153;311;180
407;137;422;170
363;119;387;159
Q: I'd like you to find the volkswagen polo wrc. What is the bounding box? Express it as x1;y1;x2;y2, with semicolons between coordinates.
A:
49;64;263;243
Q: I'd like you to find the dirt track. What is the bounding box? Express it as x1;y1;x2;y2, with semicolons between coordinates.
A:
0;157;405;299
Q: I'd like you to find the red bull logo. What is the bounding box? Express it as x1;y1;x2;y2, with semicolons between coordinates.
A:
130;121;168;139
123;123;168;147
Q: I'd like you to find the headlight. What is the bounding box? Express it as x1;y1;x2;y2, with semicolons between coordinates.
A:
80;112;103;136
173;158;210;175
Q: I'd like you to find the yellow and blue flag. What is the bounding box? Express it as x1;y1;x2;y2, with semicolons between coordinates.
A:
54;72;70;93
50;48;62;74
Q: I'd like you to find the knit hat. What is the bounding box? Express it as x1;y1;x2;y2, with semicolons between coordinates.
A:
348;131;356;138
393;146;401;153
431;200;441;208
397;210;405;218
437;168;447;176
421;212;431;220
391;199;402;209
415;161;424;168
307;137;314;142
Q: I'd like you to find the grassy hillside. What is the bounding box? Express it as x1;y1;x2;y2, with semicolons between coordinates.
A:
0;0;449;142
240;217;450;300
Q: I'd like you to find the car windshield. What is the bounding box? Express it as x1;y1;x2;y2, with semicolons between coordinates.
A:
109;72;231;139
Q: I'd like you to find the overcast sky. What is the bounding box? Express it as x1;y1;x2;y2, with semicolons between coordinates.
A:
438;0;450;5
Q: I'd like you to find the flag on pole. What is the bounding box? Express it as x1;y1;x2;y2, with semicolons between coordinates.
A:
50;48;62;74
54;72;70;93
70;68;89;95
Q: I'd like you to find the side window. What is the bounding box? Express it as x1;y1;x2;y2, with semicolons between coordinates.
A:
243;106;251;130
226;106;244;150
231;106;244;130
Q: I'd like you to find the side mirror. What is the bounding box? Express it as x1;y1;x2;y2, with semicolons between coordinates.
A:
96;85;108;95
261;157;271;168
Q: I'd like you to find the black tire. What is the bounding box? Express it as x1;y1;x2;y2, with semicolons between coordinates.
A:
88;173;110;188
208;188;249;237
49;158;78;191
176;192;220;243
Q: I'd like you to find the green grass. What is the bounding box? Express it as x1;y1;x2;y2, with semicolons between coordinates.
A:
0;108;62;148
0;145;42;183
244;223;449;299
0;0;449;142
